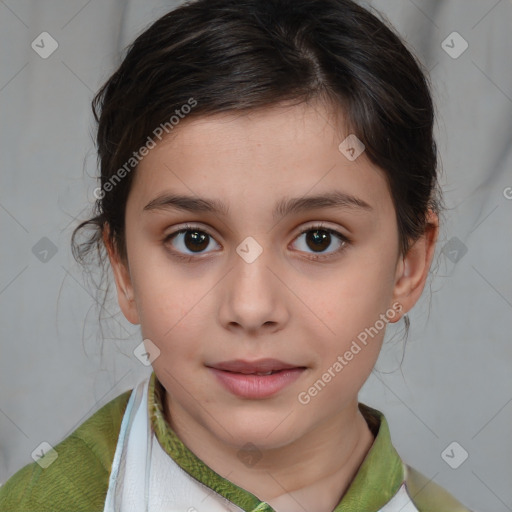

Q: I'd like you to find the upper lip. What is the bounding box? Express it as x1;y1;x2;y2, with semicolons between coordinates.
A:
207;359;304;374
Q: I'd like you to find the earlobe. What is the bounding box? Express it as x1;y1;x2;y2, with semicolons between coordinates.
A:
390;210;439;322
102;225;140;325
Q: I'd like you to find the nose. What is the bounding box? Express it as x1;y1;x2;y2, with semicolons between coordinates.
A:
217;242;290;336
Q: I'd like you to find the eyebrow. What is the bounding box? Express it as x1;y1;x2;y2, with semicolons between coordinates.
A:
143;190;373;220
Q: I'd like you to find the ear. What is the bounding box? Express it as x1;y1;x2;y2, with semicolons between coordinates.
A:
389;209;439;322
103;225;140;325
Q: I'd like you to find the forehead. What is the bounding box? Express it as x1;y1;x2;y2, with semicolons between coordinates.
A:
128;102;394;219
154;102;344;166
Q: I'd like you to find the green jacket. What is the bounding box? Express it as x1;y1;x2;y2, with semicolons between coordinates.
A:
0;372;473;511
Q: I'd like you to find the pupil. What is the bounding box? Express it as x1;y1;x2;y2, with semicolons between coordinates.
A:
185;231;209;252
307;230;330;252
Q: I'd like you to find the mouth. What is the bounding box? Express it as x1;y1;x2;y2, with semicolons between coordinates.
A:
207;358;305;374
206;359;307;399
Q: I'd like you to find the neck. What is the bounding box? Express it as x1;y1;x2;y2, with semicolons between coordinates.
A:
164;395;375;512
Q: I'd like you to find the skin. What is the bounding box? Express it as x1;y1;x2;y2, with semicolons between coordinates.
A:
105;101;438;511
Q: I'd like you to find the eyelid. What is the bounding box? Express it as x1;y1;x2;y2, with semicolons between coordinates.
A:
296;221;348;237
164;222;216;238
164;221;349;241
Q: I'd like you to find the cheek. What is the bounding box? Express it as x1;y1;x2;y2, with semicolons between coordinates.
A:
127;241;194;321
304;251;397;378
129;262;205;358
318;254;395;328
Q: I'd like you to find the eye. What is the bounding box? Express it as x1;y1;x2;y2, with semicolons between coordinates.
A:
163;223;350;262
291;224;349;260
164;224;220;258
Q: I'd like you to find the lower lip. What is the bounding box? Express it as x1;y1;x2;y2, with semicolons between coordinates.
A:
209;368;305;399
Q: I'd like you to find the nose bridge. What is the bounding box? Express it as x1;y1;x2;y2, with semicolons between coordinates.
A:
232;234;276;303
219;234;288;331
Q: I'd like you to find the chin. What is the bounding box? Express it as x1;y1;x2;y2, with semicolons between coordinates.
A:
205;406;304;450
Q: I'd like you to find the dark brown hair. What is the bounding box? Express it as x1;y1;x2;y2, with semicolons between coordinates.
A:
72;0;441;329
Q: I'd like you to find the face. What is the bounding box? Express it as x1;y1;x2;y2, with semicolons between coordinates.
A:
107;101;437;452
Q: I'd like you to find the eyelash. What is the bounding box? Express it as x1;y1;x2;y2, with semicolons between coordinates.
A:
163;223;351;262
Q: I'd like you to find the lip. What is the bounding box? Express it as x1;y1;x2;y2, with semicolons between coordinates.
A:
208;358;301;374
206;359;306;399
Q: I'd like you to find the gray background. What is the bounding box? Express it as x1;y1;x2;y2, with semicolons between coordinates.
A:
1;1;511;510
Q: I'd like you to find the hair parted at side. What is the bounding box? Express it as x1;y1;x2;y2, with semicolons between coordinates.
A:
72;0;441;330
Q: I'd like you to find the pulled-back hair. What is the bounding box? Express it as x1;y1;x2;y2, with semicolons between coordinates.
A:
72;0;441;303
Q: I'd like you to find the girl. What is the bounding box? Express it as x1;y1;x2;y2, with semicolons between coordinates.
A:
0;0;474;510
